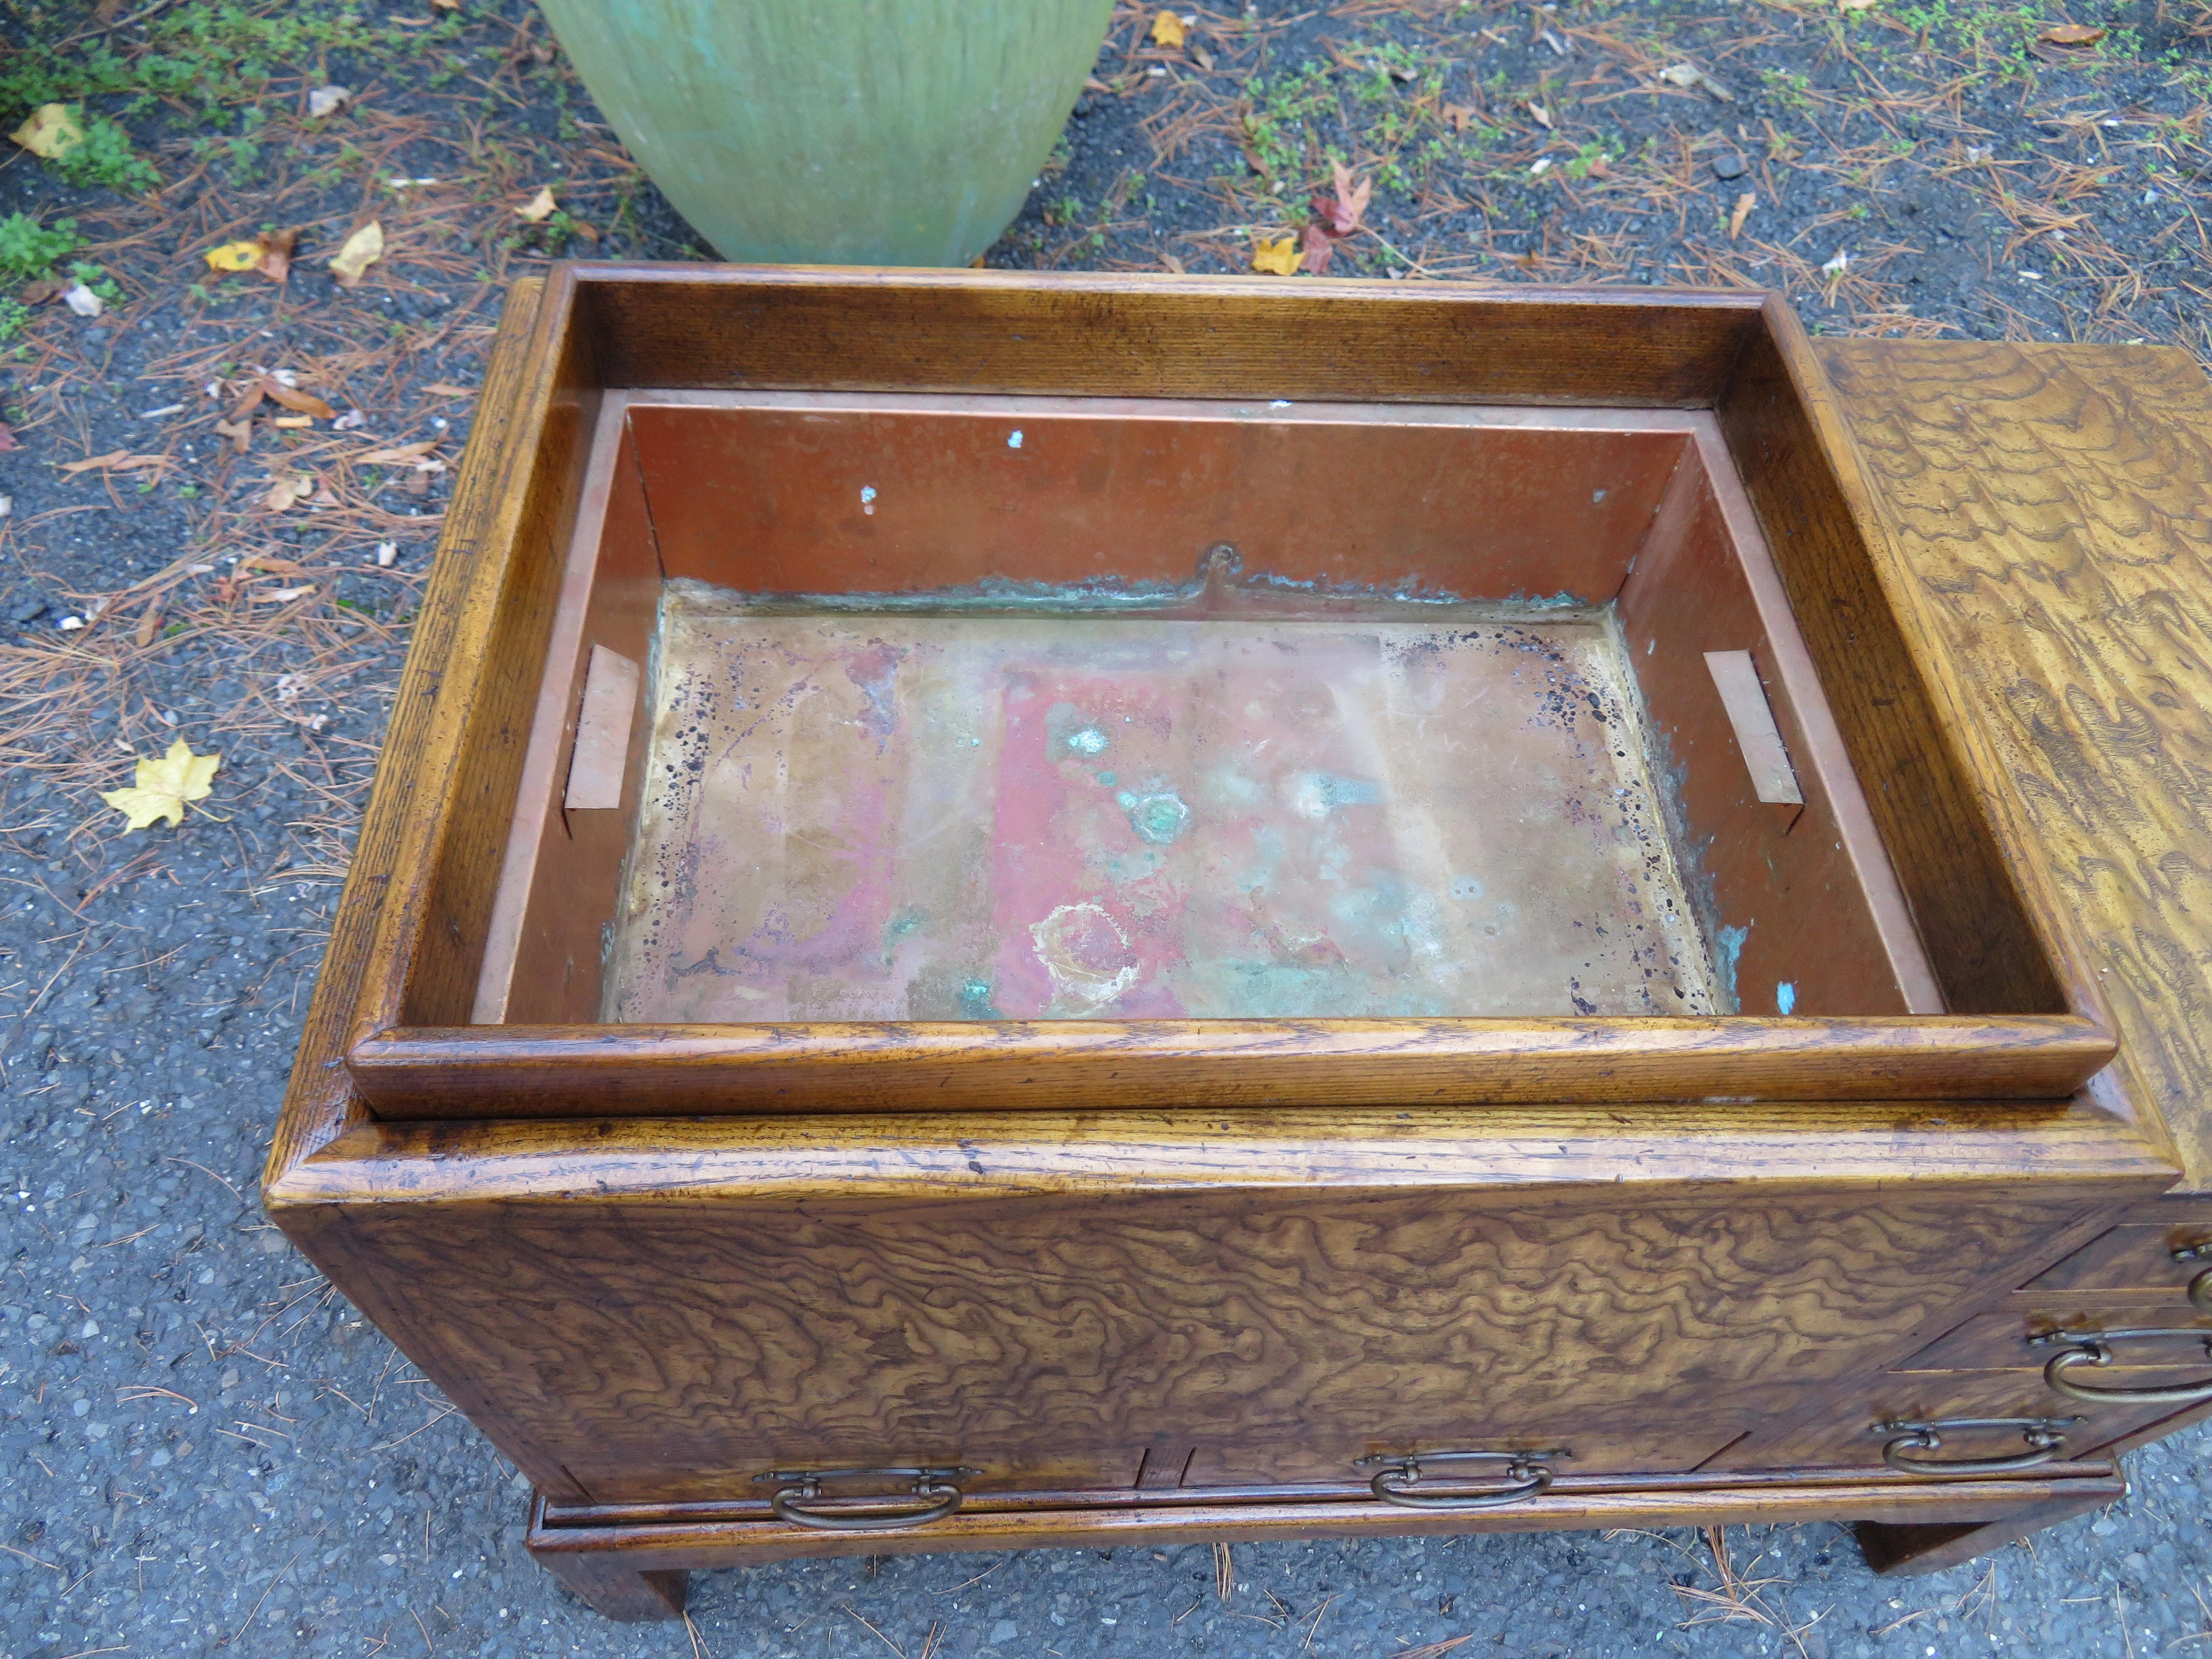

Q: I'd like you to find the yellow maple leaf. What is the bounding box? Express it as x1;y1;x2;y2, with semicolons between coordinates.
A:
1251;235;1302;276
515;185;557;222
205;240;264;273
100;739;221;832
1150;10;1187;47
328;220;384;288
11;102;85;160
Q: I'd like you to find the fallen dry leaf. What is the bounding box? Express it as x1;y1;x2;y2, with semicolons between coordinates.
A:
1251;235;1302;276
260;377;336;419
1150;10;1187;47
308;84;352;118
257;584;317;602
272;415;314;430
100;739;220;831
1313;160;1372;237
134;603;162;647
423;381;474;397
1299;222;1337;276
1526;99;1553;129
20;279;61;305
2039;22;2106;44
1840;0;1878;9
265;472;314;512
431;0;460;9
255;227;298;283
515;185;558;222
1729;191;1756;239
357;439;440;465
1191;44;1214;70
328;220;384;288
0;422;14;452
11;102;84;160
1443;103;1477;134
206;241;263;273
61;451;166;475
213;417;253;453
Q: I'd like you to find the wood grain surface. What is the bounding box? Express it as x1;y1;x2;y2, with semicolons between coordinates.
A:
1819;341;2212;1191
270;1101;2157;1505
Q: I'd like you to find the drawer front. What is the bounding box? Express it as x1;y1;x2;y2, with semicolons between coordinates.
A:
2022;1224;2212;1294
1183;1422;1741;1489
1899;1307;2212;1372
1712;1373;2174;1473
566;1448;1144;1508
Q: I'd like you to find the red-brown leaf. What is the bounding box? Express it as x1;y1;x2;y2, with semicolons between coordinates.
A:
1299;222;1337;275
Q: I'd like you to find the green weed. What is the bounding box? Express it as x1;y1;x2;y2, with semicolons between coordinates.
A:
0;212;81;281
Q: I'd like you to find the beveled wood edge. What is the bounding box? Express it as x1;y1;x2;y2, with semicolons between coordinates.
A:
262;1096;2179;1211
343;1013;2116;1117
521;1468;2125;1568
263;276;556;1189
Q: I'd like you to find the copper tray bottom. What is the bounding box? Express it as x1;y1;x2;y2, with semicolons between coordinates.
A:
606;588;1719;1024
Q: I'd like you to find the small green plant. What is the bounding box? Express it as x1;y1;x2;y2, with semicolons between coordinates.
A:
1564;143;1611;180
0;212;81;281
49;111;161;194
68;261;125;304
0;296;30;349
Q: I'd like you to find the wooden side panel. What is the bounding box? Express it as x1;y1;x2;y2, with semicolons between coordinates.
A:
1620;437;1927;1018
573;267;1764;407
487;416;661;1024
347;267;604;1037
1717;303;2069;1018
1819;340;2212;1191
267;1106;2163;1508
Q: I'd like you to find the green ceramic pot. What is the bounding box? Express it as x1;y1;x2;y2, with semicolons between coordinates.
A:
535;0;1113;267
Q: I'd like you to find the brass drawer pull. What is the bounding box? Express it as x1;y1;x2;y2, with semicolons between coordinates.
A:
1356;1448;1565;1511
1874;1417;2080;1475
2031;1328;2212;1405
754;1466;978;1532
2174;1243;2212;1315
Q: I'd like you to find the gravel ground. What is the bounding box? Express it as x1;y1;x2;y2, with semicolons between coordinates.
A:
5;0;2212;1652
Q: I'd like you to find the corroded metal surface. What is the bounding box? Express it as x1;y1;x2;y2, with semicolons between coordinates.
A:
608;587;1718;1022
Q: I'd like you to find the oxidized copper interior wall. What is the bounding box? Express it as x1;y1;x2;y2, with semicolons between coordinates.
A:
474;393;1937;1027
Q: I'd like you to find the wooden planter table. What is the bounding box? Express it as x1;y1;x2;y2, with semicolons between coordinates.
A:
265;266;2212;1621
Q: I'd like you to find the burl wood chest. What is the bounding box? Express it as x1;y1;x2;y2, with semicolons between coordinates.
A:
265;267;2212;1621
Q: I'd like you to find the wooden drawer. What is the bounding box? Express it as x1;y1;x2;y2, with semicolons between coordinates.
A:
2021;1222;2212;1295
1184;1422;1742;1489
565;1448;1144;1510
1898;1306;2212;1372
1711;1373;2174;1473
